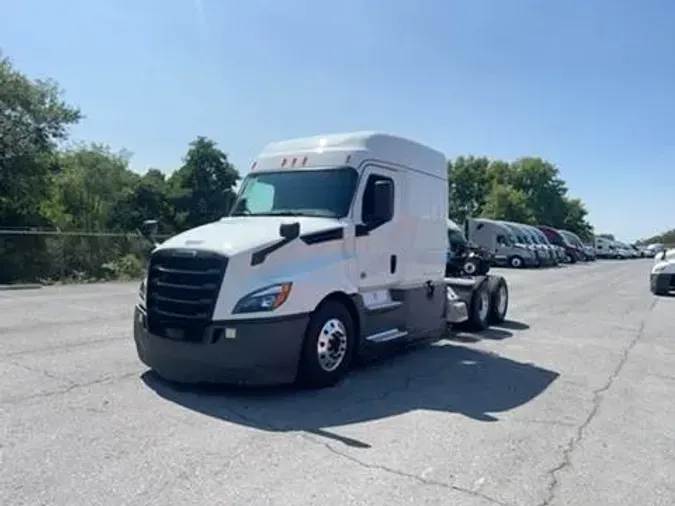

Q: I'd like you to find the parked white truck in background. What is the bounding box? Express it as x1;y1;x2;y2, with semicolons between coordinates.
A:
134;132;510;388
650;247;675;295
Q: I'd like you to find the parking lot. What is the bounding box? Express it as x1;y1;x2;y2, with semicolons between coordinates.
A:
1;258;673;506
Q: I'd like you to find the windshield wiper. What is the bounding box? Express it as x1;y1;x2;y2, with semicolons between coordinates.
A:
262;211;309;217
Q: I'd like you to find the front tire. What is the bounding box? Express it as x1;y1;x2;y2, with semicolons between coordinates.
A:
298;301;355;389
509;255;524;268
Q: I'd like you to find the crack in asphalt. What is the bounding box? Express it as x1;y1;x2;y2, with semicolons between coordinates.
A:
2;335;129;358
2;369;139;405
210;356;512;506
8;360;65;381
537;297;658;506
306;433;512;506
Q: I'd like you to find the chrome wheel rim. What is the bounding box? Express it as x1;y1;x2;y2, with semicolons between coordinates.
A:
316;318;348;372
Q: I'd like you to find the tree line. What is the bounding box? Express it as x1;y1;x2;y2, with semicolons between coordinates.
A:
447;156;593;240
1;54;240;283
0;53;638;284
637;229;675;246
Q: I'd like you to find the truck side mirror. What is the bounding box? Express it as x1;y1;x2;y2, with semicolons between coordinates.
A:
138;219;159;245
279;222;300;240
659;250;667;260
369;180;394;223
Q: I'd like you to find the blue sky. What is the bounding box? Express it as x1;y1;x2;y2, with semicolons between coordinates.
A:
1;0;673;241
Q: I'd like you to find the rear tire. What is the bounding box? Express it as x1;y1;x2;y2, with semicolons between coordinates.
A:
466;280;490;331
487;276;508;324
298;301;355;389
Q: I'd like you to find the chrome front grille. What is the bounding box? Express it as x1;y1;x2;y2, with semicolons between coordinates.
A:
146;249;228;342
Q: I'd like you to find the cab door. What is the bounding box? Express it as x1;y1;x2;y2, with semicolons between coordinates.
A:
353;165;401;292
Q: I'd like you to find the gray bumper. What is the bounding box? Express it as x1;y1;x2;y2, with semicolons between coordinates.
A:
650;273;674;294
524;255;539;267
133;306;309;386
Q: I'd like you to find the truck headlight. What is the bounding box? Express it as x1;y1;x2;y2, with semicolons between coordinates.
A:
233;283;292;314
653;264;666;274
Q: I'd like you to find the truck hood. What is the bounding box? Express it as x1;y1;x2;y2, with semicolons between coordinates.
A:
155;216;344;256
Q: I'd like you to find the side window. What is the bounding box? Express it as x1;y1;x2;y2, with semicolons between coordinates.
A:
361;174;394;223
496;234;506;245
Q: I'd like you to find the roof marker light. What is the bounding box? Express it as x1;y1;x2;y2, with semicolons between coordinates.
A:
250;161;257;170
302;156;308;166
281;157;287;167
345;154;352;164
291;157;297;167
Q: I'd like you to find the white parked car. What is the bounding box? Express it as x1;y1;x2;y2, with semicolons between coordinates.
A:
650;248;675;295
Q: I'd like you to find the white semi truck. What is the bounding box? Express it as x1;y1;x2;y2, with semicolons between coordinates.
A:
650;248;675;295
133;132;509;388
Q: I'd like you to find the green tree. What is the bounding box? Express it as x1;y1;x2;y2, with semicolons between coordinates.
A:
0;54;81;228
481;184;535;224
447;155;490;223
169;136;240;230
109;169;176;234
485;160;511;187
0;55;82;283
43;144;143;279
561;197;593;241
508;157;568;227
48;144;135;231
638;229;675;245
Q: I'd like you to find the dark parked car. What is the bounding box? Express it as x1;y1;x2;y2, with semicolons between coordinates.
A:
559;230;594;261
537;225;584;263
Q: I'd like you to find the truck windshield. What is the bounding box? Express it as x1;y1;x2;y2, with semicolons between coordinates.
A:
561;232;580;247
230;167;358;219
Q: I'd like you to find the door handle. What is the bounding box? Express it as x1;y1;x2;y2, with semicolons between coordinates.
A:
390;254;397;274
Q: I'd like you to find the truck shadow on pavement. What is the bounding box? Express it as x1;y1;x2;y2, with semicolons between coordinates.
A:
450;320;530;343
142;337;557;449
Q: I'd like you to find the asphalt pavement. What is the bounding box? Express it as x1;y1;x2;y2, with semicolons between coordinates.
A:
1;259;673;506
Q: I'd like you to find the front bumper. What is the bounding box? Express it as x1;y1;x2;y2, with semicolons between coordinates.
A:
539;251;555;266
133;306;309;385
524;254;539;267
650;273;675;294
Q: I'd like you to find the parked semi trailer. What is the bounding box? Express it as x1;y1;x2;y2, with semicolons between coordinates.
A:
133;132;510;389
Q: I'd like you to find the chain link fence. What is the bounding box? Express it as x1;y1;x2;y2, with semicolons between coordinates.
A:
0;229;170;285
